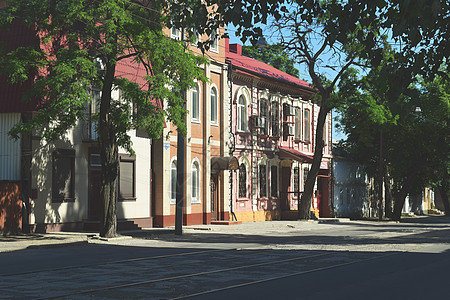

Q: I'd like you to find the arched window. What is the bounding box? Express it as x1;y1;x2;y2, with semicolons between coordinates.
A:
211;86;218;123
191;85;200;121
170;159;177;204
238;163;247;198
191;161;200;203
237;95;247;131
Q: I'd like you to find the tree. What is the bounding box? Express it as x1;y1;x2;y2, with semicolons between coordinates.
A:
270;4;386;219
337;65;450;220
215;0;449;219
0;0;209;237
242;44;299;77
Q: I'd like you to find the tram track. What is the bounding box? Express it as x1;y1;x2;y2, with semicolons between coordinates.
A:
35;251;332;300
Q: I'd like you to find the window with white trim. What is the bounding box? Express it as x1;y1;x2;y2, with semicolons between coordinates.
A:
237;95;247;131
191;85;200;121
171;26;181;40
191;161;200;204
211;86;218;123
304;109;310;141
271;101;280;137
260;99;268;135
294;107;300;140
238;163;247;198
210;28;218;52
170;159;177;204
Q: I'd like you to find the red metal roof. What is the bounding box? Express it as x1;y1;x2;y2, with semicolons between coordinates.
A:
226;41;313;92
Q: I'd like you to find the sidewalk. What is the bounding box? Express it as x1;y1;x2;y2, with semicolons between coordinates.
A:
0;220;325;253
1;215;448;253
0;232;90;253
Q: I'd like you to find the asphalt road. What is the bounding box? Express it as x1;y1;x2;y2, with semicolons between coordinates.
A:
1;216;449;299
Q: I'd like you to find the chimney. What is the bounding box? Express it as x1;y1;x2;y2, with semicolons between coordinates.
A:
229;43;242;56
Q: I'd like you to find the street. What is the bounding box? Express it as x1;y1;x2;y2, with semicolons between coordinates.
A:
1;216;450;299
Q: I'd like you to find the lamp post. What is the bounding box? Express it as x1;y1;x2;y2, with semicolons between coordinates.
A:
379;130;383;221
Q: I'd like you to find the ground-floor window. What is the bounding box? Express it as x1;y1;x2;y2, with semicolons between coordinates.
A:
170;159;177;204
191;160;200;204
119;155;136;201
259;164;267;197
271;165;278;198
239;163;247;198
52;149;75;202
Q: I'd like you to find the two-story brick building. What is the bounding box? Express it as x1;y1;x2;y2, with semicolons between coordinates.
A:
151;26;235;227
226;40;333;222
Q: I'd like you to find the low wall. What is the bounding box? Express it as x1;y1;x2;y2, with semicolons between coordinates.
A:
0;182;22;234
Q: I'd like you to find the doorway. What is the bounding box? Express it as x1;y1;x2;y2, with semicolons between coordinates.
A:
210;174;219;221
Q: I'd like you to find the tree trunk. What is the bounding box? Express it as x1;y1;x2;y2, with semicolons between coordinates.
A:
392;174;415;221
384;168;393;219
99;59;118;238
438;182;450;215
298;105;330;219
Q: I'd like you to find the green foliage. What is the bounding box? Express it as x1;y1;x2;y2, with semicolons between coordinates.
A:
242;44;299;77
337;64;450;196
1;0;209;149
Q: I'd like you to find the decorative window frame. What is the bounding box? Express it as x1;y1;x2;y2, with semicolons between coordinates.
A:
210;83;219;125
270;94;281;137
259;94;269;135
210;28;219;53
170;156;177;205
191;157;201;204
303;107;311;142
238;155;250;199
258;155;269;198
190;81;201;123
236;86;251;132
269;158;280;198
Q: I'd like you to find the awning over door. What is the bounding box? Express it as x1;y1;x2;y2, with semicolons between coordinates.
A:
211;156;239;173
279;147;313;163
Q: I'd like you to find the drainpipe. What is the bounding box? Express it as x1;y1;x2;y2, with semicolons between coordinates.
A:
227;60;237;221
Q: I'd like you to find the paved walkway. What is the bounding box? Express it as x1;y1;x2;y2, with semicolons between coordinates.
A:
1;215;449;253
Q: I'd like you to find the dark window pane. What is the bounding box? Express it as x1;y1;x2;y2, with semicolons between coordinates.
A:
52;152;74;201
120;160;134;198
259;164;266;197
239;163;247;198
293;167;299;193
271;165;278;197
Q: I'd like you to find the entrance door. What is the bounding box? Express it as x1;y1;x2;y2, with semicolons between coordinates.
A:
88;153;102;220
280;167;291;211
318;176;331;217
210;175;219;221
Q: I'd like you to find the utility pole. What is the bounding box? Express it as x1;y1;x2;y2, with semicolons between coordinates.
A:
378;130;383;220
175;28;187;235
175;128;185;235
